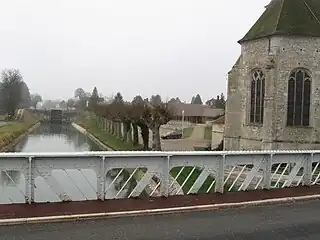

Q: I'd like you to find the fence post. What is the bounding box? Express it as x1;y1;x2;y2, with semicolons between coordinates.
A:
215;154;225;193
160;156;170;197
263;154;272;189
97;156;106;201
303;153;313;186
25;157;35;204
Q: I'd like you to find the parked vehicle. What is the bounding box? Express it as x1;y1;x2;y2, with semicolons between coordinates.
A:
161;130;182;139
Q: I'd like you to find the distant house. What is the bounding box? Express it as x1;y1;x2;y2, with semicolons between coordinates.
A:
205;98;217;107
168;102;224;124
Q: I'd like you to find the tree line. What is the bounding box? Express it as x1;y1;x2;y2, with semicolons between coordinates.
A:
166;93;226;109
71;86;227;150
0;69;42;119
68;88;226;111
81;87;172;151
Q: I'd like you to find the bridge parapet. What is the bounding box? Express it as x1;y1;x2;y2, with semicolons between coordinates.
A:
0;150;318;204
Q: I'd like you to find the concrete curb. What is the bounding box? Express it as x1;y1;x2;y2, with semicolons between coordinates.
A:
71;122;113;151
0;194;320;226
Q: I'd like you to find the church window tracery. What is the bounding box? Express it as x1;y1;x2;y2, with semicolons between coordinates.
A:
250;69;265;124
287;68;311;126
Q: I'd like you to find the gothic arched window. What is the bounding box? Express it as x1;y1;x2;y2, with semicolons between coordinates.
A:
287;68;311;126
250;69;265;124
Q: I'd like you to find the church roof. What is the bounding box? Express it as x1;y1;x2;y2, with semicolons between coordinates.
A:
238;0;320;43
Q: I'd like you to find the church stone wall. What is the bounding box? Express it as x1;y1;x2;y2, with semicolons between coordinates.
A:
239;138;261;150
273;37;320;147
224;56;242;150
224;36;320;151
224;38;269;150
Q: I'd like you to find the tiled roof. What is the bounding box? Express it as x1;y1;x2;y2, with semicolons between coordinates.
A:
168;103;224;118
239;0;320;43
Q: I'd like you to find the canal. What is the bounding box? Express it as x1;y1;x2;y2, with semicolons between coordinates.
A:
0;124;131;204
14;124;101;152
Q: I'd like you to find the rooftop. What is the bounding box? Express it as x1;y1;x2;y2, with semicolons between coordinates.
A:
239;0;320;43
168;102;224;118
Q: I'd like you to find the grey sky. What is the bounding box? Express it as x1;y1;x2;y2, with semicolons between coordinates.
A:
0;0;270;102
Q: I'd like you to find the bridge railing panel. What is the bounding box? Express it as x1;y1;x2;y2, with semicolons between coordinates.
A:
104;154;169;199
0;151;318;204
0;157;28;204
31;156;102;203
169;154;221;195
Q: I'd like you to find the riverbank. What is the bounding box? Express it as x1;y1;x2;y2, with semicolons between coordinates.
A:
0;110;40;152
75;115;142;151
72;123;113;151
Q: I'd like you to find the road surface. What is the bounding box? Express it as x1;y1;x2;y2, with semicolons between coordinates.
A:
1;200;320;239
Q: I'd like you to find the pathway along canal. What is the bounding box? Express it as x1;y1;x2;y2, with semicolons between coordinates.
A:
0;123;132;204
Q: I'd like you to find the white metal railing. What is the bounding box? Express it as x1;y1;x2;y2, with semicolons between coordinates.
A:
0;150;319;204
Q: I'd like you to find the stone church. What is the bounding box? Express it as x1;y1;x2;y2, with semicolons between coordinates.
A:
224;0;320;150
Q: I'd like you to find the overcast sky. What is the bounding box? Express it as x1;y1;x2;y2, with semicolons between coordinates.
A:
0;0;271;102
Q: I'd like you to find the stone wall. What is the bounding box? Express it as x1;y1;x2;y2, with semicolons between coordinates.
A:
224;55;243;150
224;36;320;150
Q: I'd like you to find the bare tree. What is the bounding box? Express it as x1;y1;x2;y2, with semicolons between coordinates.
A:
89;93;173;151
67;98;76;109
131;98;149;150
30;93;42;109
74;88;88;110
142;101;173;151
74;88;86;99
0;69;24;119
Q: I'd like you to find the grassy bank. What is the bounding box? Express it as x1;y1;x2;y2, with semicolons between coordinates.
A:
170;166;236;194
182;127;194;138
170;167;215;194
76;114;142;151
0;110;39;151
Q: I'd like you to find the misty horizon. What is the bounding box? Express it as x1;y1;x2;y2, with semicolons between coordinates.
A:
0;0;271;102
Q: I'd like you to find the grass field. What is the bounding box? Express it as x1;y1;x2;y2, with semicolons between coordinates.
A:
182;127;194;138
76;115;142;151
0;122;25;134
0;110;39;151
170;166;236;194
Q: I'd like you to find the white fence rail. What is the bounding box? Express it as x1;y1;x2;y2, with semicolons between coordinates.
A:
0;150;319;204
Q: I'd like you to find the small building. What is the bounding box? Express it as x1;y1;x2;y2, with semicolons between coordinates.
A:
169;102;224;124
205;98;217;107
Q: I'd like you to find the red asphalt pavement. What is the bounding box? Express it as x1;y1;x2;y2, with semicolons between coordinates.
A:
0;185;320;219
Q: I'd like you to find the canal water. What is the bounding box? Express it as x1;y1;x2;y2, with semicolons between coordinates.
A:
14;124;101;152
0;124;130;204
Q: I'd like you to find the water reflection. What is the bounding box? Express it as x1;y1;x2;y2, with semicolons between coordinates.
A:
13;123;101;152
